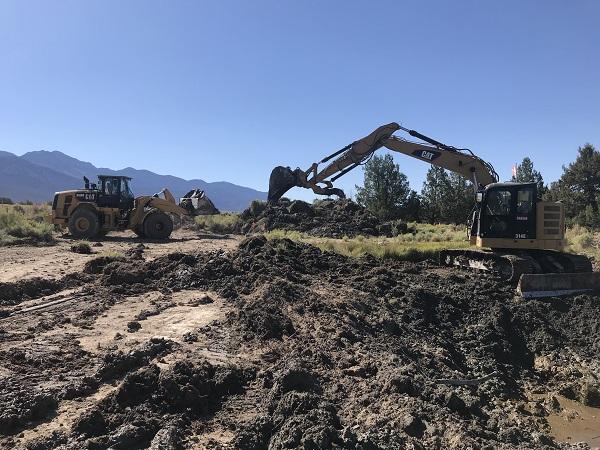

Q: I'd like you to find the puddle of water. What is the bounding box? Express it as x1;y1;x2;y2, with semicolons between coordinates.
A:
541;395;600;447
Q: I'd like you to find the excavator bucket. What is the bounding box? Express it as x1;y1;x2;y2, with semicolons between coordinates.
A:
179;189;220;215
268;166;301;203
517;272;600;298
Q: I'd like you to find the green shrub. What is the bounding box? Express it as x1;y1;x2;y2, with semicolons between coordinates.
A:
0;197;13;205
0;207;54;245
194;213;241;234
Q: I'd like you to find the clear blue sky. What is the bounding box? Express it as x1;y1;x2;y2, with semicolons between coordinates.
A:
1;0;599;200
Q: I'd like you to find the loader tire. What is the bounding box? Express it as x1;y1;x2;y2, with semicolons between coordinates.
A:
143;212;173;239
68;208;100;239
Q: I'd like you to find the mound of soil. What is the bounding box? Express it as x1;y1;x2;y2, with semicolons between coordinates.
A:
0;278;66;306
67;237;600;447
236;198;409;237
4;236;600;448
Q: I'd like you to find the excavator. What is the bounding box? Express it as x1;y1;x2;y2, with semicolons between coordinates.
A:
267;122;600;298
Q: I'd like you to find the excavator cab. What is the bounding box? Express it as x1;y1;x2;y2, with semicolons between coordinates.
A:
473;183;538;244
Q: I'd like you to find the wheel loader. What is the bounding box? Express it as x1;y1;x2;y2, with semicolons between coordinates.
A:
50;175;219;239
267;122;600;298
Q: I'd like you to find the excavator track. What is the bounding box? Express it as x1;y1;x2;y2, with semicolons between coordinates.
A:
440;249;593;281
439;249;536;283
440;248;598;297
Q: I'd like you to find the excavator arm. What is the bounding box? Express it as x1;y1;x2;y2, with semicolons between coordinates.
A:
268;122;499;202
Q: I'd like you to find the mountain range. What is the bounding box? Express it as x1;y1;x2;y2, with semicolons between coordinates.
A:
0;150;266;211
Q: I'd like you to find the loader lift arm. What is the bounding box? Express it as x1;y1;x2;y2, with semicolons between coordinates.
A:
268;122;499;202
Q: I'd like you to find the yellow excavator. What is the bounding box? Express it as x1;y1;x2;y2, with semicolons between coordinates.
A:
267;122;600;298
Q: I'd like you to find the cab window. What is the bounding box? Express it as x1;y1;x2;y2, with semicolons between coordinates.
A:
516;189;533;214
486;190;512;216
103;177;121;196
121;179;134;199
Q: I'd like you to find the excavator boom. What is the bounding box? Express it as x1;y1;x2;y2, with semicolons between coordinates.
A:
268;122;498;202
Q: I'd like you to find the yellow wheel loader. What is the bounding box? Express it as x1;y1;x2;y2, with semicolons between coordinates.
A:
267;123;599;298
50;175;219;240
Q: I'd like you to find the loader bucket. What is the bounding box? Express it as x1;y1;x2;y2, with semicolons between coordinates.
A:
268;166;300;203
517;272;600;298
179;189;220;215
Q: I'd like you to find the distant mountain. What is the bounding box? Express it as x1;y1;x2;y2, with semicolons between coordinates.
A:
0;151;82;203
1;150;266;211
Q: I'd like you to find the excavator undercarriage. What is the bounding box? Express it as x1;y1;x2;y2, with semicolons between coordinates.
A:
440;248;597;297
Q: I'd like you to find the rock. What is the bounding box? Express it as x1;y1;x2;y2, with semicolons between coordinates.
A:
445;392;468;415
400;414;425;438
580;379;600;407
127;321;141;333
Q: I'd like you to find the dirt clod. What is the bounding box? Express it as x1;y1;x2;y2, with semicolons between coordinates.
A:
70;242;92;254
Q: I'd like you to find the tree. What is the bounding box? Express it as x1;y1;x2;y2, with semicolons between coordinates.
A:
420;167;474;224
512;157;546;196
420;166;448;224
403;190;421;222
445;172;475;224
545;144;600;228
355;154;411;220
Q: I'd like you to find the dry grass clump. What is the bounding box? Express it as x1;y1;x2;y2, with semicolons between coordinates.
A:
566;225;600;261
268;222;600;265
194;213;241;234
0;205;54;245
70;240;92;254
265;223;469;262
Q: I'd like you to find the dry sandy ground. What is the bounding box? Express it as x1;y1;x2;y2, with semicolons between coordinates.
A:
0;230;251;449
0;229;240;283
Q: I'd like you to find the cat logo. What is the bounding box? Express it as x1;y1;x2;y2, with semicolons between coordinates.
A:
411;149;441;161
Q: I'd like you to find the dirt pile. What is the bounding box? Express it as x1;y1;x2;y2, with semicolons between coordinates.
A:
235;199;409;237
3;236;600;448
89;239;600;446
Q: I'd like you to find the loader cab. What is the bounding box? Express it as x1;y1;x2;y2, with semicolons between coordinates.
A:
97;175;135;210
474;182;537;241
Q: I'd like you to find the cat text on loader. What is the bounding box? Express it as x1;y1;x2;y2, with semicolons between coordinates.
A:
267;122;600;298
50;175;219;240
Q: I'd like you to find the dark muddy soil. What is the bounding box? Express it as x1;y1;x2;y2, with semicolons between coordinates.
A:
236;198;409;237
1;236;600;449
